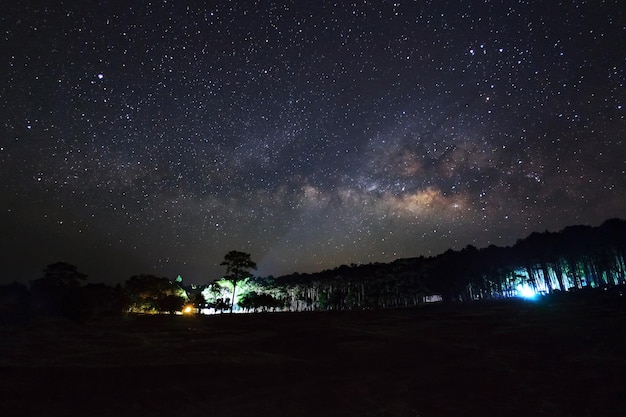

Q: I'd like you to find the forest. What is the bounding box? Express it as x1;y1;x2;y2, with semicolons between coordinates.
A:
1;218;625;323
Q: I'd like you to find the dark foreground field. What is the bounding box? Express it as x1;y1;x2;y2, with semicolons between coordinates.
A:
1;298;625;417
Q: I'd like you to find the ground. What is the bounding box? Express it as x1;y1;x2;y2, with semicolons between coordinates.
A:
1;297;625;416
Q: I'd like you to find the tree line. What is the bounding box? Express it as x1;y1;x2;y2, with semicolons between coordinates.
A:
1;218;625;324
268;218;626;310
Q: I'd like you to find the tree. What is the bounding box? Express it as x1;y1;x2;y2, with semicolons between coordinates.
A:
38;261;87;288
157;294;186;314
220;251;257;313
237;291;259;312
30;262;88;316
191;292;206;314
124;275;186;313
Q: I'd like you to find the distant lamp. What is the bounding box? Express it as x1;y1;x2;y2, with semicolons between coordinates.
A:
517;284;537;299
183;305;194;314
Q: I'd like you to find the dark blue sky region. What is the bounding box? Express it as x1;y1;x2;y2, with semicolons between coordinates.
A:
1;0;624;285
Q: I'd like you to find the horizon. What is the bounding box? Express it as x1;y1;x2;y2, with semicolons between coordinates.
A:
4;217;622;287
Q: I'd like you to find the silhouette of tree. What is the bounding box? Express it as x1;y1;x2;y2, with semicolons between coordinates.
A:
38;261;87;288
220;251;256;312
211;298;230;313
125;274;186;313
65;283;115;321
30;262;88;317
237;291;257;312
191;292;206;313
157;294;186;314
597;219;626;285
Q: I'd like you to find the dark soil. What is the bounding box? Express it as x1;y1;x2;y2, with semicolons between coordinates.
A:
1;297;625;416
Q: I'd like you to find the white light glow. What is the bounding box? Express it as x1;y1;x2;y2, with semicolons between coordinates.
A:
517;284;537;299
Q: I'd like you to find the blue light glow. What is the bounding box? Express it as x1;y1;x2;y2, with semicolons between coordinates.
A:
517;284;537;299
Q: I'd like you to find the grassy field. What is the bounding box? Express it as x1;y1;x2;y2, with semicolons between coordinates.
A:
1;297;625;416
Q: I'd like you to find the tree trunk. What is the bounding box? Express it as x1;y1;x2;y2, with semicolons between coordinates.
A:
552;260;566;291
540;262;553;294
230;281;237;313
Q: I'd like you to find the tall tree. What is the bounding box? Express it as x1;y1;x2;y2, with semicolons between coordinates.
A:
220;251;256;313
38;262;87;288
30;262;87;316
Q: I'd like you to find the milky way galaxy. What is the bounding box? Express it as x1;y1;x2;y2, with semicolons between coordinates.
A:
1;0;624;285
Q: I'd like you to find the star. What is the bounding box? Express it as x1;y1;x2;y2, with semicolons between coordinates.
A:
0;0;623;285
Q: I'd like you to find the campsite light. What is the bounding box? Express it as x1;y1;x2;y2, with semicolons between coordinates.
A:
516;284;537;299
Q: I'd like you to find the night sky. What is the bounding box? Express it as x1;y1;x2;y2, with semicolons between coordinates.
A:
1;1;624;285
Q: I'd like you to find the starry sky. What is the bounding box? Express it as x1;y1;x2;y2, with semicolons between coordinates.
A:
1;0;624;285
